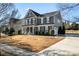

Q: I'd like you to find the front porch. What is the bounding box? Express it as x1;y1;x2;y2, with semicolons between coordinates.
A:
22;25;59;35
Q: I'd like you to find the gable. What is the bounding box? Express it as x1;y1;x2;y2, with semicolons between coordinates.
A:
26;9;37;18
25;9;41;18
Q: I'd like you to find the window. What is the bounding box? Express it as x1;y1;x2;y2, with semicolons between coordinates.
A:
43;17;47;24
33;18;35;24
34;18;41;25
27;12;33;17
34;27;38;31
27;19;29;25
25;20;27;25
30;27;33;33
37;18;41;25
49;16;54;24
40;26;45;32
26;27;29;33
48;26;52;31
35;19;37;25
30;18;33;24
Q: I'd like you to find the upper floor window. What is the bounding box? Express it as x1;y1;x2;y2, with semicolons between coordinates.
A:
35;18;37;25
27;19;29;25
37;18;41;25
49;16;54;24
34;18;41;25
27;12;33;17
43;17;47;24
30;18;33;24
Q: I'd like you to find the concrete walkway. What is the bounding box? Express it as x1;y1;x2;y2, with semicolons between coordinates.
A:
38;36;79;56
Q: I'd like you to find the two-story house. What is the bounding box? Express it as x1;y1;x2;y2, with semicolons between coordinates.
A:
22;9;63;35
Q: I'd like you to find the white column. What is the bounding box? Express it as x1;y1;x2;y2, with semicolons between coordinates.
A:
22;19;25;25
29;18;31;25
32;18;34;34
21;27;23;34
54;27;58;35
23;27;26;34
32;18;35;34
26;19;27;25
32;26;34;34
38;26;40;31
54;16;55;24
41;17;43;24
47;17;49;23
45;25;48;33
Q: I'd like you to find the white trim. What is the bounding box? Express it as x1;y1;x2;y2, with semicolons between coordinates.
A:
54;27;58;35
41;17;43;24
38;26;40;31
54;16;55;24
45;25;48;31
47;17;49;23
29;18;31;24
33;18;35;24
25;19;27;25
26;10;37;18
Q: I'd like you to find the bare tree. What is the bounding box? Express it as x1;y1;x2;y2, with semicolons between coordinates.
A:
57;3;79;11
0;3;20;24
57;3;79;22
0;3;14;17
0;3;21;37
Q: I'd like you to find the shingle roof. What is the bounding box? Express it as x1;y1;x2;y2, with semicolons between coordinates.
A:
42;11;59;16
30;9;42;16
25;9;59;18
9;18;20;24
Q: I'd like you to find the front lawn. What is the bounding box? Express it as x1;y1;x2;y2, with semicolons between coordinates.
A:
0;35;64;52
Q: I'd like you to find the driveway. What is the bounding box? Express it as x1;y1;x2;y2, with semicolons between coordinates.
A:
65;33;79;37
38;34;79;56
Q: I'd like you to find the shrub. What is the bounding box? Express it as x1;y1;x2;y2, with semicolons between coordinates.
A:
62;25;65;34
5;27;9;34
18;30;21;35
51;30;54;35
8;28;15;36
58;26;65;35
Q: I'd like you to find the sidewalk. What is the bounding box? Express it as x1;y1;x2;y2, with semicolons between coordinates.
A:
38;37;79;56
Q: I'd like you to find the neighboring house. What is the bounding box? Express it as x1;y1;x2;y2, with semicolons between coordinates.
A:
9;18;22;34
22;9;63;35
1;18;22;34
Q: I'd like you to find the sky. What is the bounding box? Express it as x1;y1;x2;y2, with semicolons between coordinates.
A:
14;3;79;22
14;3;58;18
